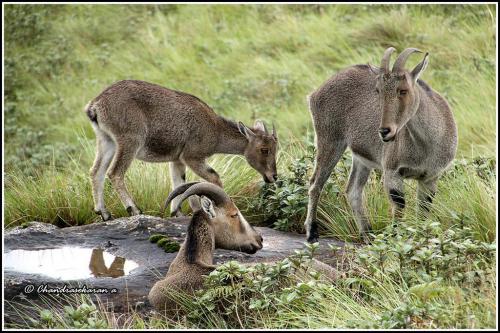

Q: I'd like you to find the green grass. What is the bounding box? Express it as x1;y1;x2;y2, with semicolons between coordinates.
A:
3;3;497;329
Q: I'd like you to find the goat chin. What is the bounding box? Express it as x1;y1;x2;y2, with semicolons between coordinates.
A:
244;247;258;254
225;244;260;254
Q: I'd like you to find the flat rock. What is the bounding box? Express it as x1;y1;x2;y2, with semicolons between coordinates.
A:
4;215;345;323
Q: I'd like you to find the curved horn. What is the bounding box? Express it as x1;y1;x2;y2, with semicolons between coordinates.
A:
162;182;201;216
170;183;231;217
392;47;422;73
380;47;396;74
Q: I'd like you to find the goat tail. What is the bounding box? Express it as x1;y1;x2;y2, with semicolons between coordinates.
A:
306;93;312;106
306;92;318;112
84;101;98;124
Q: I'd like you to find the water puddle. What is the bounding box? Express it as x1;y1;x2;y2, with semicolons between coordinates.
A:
4;247;139;280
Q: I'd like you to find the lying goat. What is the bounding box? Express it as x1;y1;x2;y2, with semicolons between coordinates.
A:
148;182;263;312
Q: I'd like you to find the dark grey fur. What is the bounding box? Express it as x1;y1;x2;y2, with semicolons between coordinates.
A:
304;47;458;243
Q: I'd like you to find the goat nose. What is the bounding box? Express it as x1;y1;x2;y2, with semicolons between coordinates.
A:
379;128;391;137
272;174;278;181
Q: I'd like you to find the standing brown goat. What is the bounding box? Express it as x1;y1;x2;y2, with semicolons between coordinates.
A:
85;80;278;220
305;47;458;243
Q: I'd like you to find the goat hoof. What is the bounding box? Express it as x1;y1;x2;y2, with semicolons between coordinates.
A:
126;206;142;216
306;233;319;244
361;232;374;244
95;210;113;221
306;223;319;243
173;210;185;218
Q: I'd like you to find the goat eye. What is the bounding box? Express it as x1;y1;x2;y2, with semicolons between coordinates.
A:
260;148;269;155
399;90;408;96
231;214;238;219
375;88;380;94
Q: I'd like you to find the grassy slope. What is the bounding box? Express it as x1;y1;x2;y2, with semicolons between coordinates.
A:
5;5;497;155
4;4;496;231
3;4;497;329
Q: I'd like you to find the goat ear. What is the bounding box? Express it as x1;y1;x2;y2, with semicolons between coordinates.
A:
272;122;277;141
253;120;267;133
410;52;429;83
368;63;381;75
200;196;216;219
238;121;256;140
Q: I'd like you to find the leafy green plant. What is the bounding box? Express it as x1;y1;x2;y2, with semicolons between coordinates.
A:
185;242;332;328
448;157;496;183
30;303;107;329
336;216;496;328
247;142;315;232
355;219;495;286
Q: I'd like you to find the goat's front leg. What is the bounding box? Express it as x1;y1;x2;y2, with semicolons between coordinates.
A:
383;169;405;222
183;158;223;187
346;157;372;242
182;158;223;212
89;249;107;277
169;161;187;217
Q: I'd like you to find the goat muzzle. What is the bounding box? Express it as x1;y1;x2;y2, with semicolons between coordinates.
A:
263;173;278;183
245;243;263;254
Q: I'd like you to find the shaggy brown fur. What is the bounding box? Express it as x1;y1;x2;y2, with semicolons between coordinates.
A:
148;182;263;312
148;211;216;312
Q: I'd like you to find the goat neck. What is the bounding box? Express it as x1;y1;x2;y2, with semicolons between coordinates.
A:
398;84;443;150
214;117;248;154
183;210;215;266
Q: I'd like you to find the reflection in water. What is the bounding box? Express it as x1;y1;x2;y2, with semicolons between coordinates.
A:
89;249;126;278
4;247;139;280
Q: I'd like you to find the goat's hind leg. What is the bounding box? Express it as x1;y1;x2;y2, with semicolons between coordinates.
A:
383;169;405;222
90;130;115;221
107;140;142;216
305;141;347;243
183;158;223;212
346;157;372;243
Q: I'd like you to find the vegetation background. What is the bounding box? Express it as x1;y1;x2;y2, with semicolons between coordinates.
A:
3;4;497;329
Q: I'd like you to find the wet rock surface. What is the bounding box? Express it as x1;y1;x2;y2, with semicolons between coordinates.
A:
4;215;346;321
